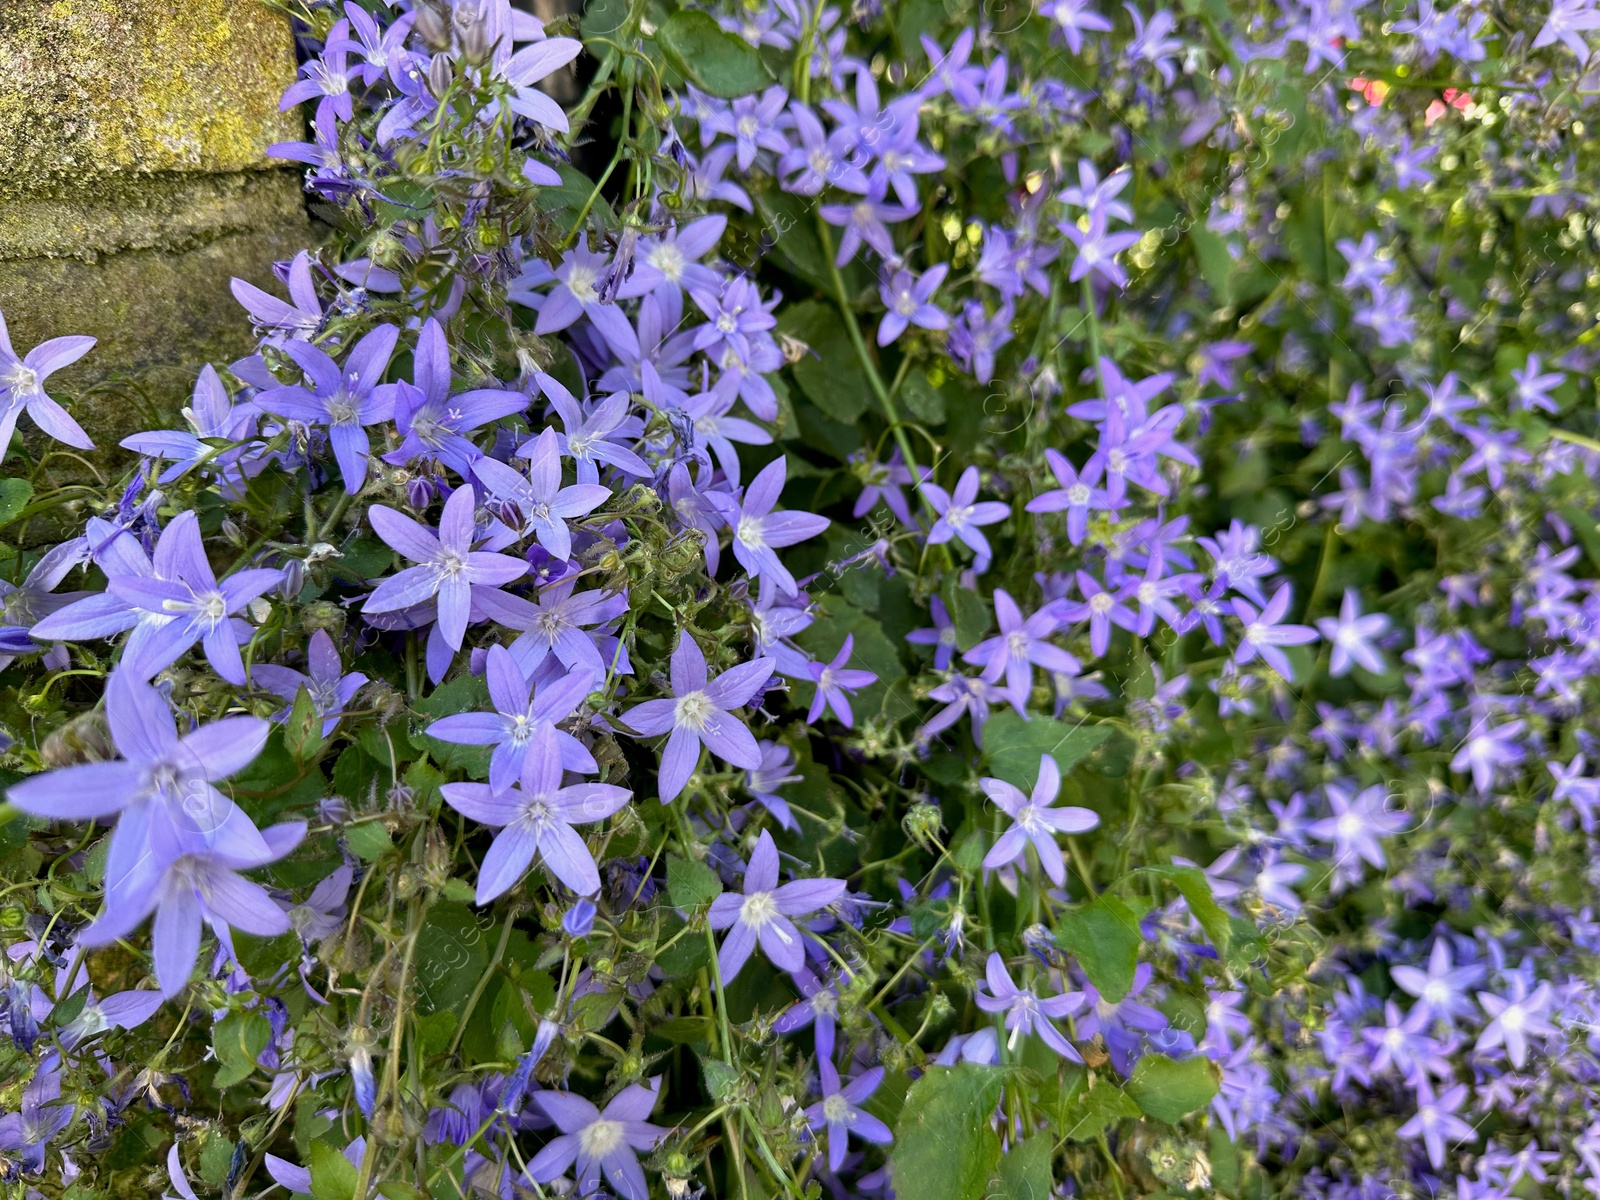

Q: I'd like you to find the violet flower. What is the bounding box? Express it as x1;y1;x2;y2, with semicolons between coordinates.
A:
1315;589;1390;677
364;485;528;650
1396;1082;1475;1169
381;318;528;474
254;629;369;737
0;309;96;460
1231;585;1318;680
708;830;846;980
1475;977;1557;1068
963;589;1079;704
806;634;878;726
106;511;283;685
980;754;1100;886
713;456;830;598
440;724;631;902
974;951;1085;1060
473;427;612;561
254;323;400;493
424;643;598;790
527;1079;666;1200
805;1060;893;1172
626;635;775;802
877;265;950;346
921;466;1010;564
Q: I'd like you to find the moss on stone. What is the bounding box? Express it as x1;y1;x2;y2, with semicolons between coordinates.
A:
0;0;302;203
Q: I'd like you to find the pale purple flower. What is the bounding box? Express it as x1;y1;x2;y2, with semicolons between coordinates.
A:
877;264;950;346
381;318;528;474
1026;451;1117;544
1061;211;1141;288
425;644;598;791
746;740;801;830
980;754;1099;886
1475;978;1557;1068
906;595;959;670
0;1066;74;1174
922;466;1010;563
1397;1082;1475;1169
121;364;260;482
704;86;791;170
106;511;282;685
528;1078;666;1200
531;372;651;485
533;245;639;358
473;427;612;560
500;37;585;132
254;323;399;493
626;635;775;801
363;485;528;650
1511;352;1564;413
1307;783;1408;870
708;830;846;980
0;308;96;460
1390;938;1483;1025
1535;0;1600;56
819;182;918;265
1231;585;1318;679
805;1061;893;1172
1450;716;1526;794
255;629;368;737
713;456;830;598
615;214;727;300
1315;589;1389;676
964;589;1079;703
974;951;1086;1060
230;250;324;341
806;635;878;726
440;724;631;902
279;20;355;118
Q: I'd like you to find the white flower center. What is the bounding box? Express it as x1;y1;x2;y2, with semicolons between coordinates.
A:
943;504;971;529
736;515;766;550
326;395;360;424
1089;592;1113;614
579;1118;626;1158
567;265;600;305
1067;484;1090;505
648;243;687;282
822;1094;852;1124
3;361;39;394
1499;1004;1526;1033
675;690;712;731
740;890;789;938
438;550;467;579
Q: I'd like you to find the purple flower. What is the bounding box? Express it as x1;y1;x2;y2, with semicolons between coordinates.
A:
364;485;528;650
1397;1082;1475;1169
254;629;369;737
906;595;959;670
533;245;639;358
279;20;354;119
1059;569;1139;658
1057;159;1130;224
105;511;282;685
704;86;791;171
1061;212;1141;288
877;265;950;346
806;635;878;726
773;967;843;1056
1315;589;1389;676
254;324;400;493
615;214;727;300
440;723;631;902
1450;716;1526;794
500;37;585;131
1511;352;1564;413
819;181;918;265
1026;451;1118;543
381;318;528;473
805;1060;893;1172
708;830;846;980
1390;938;1483;1025
946;300;1014;382
532;373;651;485
1475;977;1556;1068
922;466;1010;564
425;644;598;790
0;1066;74;1174
474;427;612;561
121;364;261;483
974;951;1085;1060
230;249;325;341
57;986;165;1049
964;589;1079;704
713;456;830;598
1307;783;1408;870
0;308;95;459
980;754;1099;886
528;1079;665;1200
626;635;775;801
1231;585;1318;679
1536;0;1600;56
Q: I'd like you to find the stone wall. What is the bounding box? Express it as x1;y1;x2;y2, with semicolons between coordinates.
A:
0;0;312;461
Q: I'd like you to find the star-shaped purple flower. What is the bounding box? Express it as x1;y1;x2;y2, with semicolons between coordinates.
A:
708;830;846;981
980;754;1099;886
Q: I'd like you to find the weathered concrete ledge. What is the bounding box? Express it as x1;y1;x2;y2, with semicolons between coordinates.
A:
0;0;314;465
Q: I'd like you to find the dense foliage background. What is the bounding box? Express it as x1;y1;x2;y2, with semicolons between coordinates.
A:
2;0;1600;1197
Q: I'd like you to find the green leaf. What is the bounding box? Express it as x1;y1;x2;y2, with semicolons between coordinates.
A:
1058;1077;1141;1141
699;1056;740;1102
212;1012;271;1088
309;1140;358;1200
982;711;1111;790
284;686;326;764
0;479;33;527
944;578;990;652
344;821;392;862
378;1185;426;1200
657;10;772;98
667;855;723;910
199;1136;236;1186
1054;893;1142;1003
988;1133;1053;1200
889;1065;1006;1200
1125;1053;1220;1126
779;300;873;424
413;904;491;1015
1142;865;1232;958
900;373;946;424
